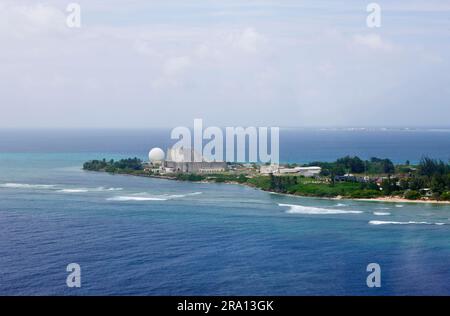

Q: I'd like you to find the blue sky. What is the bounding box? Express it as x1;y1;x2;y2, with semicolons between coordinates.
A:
0;0;449;128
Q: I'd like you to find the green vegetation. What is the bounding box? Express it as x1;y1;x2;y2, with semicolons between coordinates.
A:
176;173;249;184
404;190;421;200
83;158;144;174
246;175;271;190
83;155;450;201
398;157;450;200
441;192;450;201
256;174;381;198
175;173;205;182
307;156;395;176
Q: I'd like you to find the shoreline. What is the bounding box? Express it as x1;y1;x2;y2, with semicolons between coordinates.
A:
199;179;450;205
353;196;450;205
87;169;450;205
263;190;450;204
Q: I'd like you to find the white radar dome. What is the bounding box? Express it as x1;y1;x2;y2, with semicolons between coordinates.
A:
148;147;165;162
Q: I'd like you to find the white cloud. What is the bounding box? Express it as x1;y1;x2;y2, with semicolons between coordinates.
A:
152;56;192;89
385;0;450;12
352;34;394;52
0;2;67;38
0;0;449;128
164;56;192;76
231;27;266;53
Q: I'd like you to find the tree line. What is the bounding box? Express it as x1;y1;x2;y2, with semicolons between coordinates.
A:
307;156;395;176
83;158;143;172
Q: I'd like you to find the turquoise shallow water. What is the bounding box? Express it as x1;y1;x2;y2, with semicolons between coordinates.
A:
1;152;450;295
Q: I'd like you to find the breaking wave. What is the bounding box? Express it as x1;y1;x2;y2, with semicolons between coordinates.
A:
166;192;203;198
0;183;56;189
58;189;89;193
188;192;203;196
335;203;347;207
58;187;123;193
279;203;362;215
369;220;445;226
373;212;391;216
107;192;202;202
107;196;167;201
1;183;123;193
98;187;123;191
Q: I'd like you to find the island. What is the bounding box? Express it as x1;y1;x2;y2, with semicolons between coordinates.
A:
83;154;450;203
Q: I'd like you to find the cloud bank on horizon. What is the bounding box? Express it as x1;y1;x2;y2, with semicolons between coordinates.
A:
0;0;449;128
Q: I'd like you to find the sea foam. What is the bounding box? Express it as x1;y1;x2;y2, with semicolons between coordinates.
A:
1;183;123;193
0;183;56;189
279;203;362;215
58;187;123;193
373;212;391;216
107;191;202;202
167;192;203;198
58;189;89;193
369;220;445;226
107;196;167;201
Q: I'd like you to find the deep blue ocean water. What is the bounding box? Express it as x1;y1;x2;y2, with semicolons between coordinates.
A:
1;128;450;163
1;129;450;295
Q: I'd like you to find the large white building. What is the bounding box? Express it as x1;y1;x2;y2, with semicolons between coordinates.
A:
260;164;280;175
148;147;227;174
260;165;321;177
295;166;322;177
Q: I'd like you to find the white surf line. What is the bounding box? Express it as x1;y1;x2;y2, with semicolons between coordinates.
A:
279;203;362;215
369;220;445;226
373;212;391;216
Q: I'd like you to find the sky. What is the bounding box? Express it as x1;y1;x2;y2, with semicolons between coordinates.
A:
0;0;449;128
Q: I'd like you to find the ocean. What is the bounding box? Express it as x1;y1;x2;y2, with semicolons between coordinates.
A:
1;128;450;295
